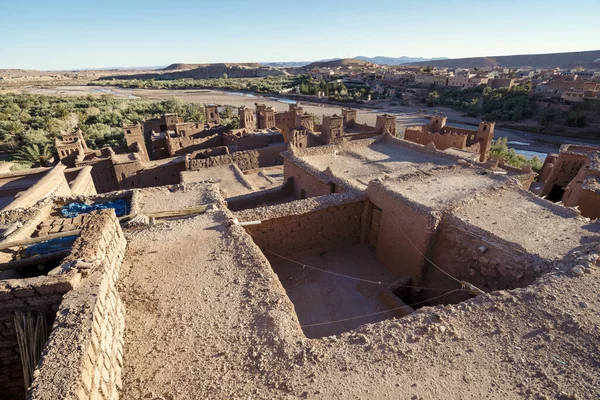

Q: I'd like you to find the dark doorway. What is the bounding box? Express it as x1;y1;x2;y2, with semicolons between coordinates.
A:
547;184;565;202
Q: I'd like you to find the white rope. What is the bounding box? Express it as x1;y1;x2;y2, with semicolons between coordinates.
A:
301;289;461;328
268;251;465;292
395;223;486;295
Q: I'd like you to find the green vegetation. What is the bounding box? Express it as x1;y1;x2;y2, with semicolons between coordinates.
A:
0;93;207;168
219;106;240;129
95;74;376;103
94;76;298;94
539;101;600;132
296;76;374;101
426;85;537;122
14;144;53;167
490;137;543;172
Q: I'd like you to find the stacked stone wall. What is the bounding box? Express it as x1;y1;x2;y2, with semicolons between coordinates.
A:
0;273;81;399
28;209;126;400
423;215;540;304
243;200;364;256
188;145;286;171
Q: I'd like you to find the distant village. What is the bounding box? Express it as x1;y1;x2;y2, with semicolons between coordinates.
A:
303;61;600;104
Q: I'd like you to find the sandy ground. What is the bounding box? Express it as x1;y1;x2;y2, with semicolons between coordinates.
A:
301;141;455;188
269;245;404;338
453;186;600;260
10;85;600;156
114;184;600;400
180;165;284;198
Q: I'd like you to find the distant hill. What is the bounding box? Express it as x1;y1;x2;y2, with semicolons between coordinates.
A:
298;58;370;71
102;63;286;80
354;55;447;65
406;50;600;69
162;63;204;71
162;62;263;71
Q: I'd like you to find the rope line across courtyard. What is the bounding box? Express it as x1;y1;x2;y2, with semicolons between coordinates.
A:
267;251;466;292
300;289;462;328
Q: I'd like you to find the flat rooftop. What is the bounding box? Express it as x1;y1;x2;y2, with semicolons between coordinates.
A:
381;166;508;210
181;165;254;198
298;139;458;189
452;186;600;260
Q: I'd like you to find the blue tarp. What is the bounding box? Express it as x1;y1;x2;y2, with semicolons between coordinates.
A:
60;199;129;218
24;236;77;257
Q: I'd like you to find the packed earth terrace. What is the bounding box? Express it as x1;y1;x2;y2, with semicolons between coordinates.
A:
0;100;598;400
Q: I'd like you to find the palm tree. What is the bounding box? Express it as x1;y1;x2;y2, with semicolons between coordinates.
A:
13;144;54;167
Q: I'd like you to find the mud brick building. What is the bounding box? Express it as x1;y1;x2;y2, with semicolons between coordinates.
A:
404;116;495;162
0;128;598;398
536;144;600;219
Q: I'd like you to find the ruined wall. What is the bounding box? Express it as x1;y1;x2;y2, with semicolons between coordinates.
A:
241;197;365;256
372;198;439;283
423;215;539;304
187;144;286;172
284;159;339;199
28;210;126;400
190;146;229;160
540;153;587;196
404;128;467;151
169;133;223;156
574;188;600;219
0;273;81;400
116;159;186;190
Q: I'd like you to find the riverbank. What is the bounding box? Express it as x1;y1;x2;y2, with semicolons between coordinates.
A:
7;85;600;157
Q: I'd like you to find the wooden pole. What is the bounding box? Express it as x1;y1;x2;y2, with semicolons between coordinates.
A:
0;249;71;271
0;230;80;251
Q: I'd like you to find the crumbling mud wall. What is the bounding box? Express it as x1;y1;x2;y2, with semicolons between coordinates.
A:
28;210;126;400
187;145;286;172
238;193;366;256
422;215;542;304
404;129;468;151
366;183;441;283
283;159;347;199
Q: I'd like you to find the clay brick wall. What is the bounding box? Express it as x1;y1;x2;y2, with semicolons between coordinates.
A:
404;128;467;150
28;210;127;400
116;159;185;190
366;186;440;283
540;153;587;196
575;189;600;219
188;150;259;171
168;133;223;157
283;159;338;199
243;199;365;256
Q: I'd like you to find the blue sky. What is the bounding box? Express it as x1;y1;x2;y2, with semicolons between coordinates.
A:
1;0;599;70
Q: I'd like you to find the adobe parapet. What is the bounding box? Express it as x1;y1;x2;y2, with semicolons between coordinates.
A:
559;143;600;156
